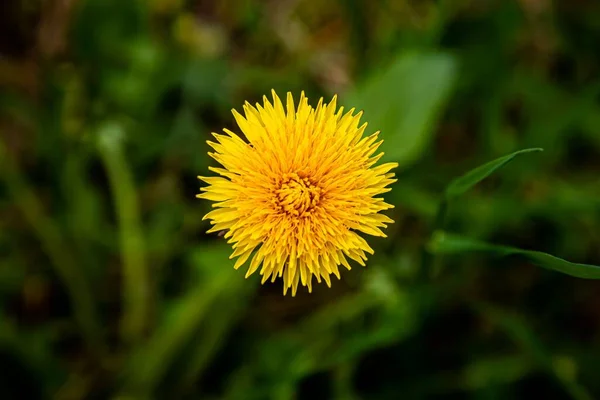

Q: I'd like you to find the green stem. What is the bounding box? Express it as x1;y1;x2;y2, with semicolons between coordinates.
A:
419;198;448;281
97;123;150;344
0;140;103;354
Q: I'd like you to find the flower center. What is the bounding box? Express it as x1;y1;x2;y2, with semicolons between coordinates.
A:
275;172;321;217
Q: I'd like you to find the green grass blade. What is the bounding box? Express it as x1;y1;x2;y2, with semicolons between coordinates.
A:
429;232;600;279
421;148;543;281
174;282;253;392
445;148;543;199
120;244;240;396
97;122;151;344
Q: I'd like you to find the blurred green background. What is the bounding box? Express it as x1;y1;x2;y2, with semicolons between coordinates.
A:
1;0;600;399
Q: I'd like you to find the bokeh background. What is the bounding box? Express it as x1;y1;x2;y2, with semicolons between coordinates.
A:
1;0;600;399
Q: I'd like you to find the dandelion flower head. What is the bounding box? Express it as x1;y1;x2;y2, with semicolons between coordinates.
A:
197;91;397;296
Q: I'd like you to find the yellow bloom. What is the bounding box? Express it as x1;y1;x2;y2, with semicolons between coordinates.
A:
197;90;397;296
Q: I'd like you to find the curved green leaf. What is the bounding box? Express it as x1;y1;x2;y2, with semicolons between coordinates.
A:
429;232;600;279
445;148;543;199
421;148;542;280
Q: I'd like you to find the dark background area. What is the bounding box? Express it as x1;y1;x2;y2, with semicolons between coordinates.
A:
1;0;600;399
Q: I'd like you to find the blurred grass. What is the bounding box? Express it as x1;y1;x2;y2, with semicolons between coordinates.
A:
97;121;150;344
1;0;600;399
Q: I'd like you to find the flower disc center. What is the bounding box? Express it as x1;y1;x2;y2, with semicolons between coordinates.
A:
275;172;321;217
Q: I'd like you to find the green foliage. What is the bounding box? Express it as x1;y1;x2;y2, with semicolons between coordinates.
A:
1;0;600;399
444;148;543;200
428;147;600;282
347;52;458;168
430;232;600;280
123;244;239;395
97;121;150;343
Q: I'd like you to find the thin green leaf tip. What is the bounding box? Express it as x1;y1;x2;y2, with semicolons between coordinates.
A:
445;148;543;199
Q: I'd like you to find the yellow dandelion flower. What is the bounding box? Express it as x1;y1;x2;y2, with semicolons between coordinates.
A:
197;90;397;296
